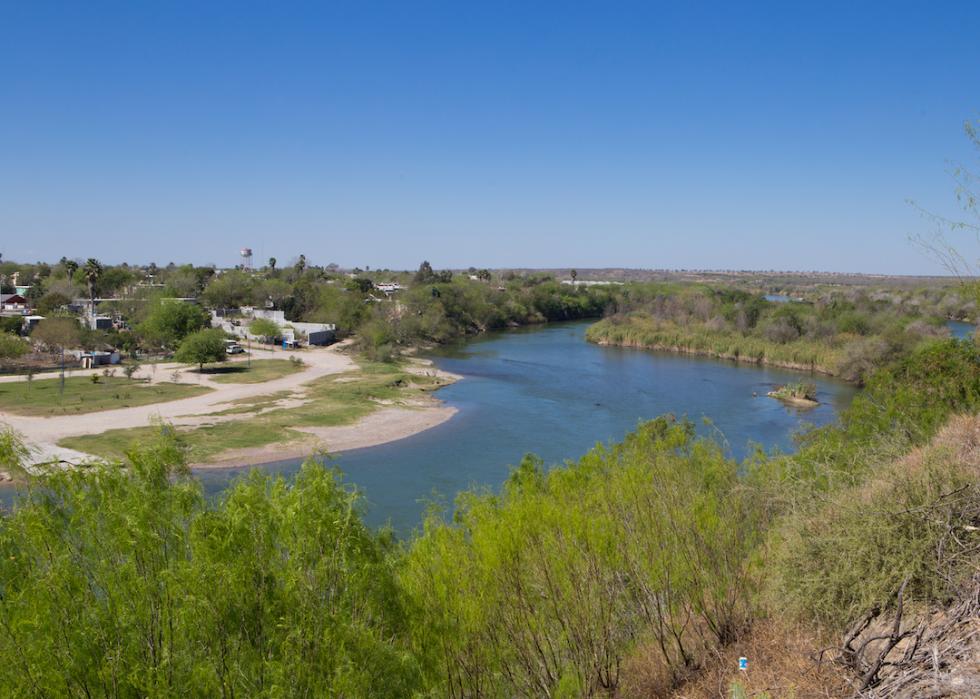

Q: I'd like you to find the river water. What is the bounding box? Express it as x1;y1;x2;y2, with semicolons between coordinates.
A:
196;321;857;532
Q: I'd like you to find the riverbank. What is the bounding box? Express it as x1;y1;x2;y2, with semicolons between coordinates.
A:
588;335;836;375
190;403;458;469
0;343;462;475
58;359;461;468
189;356;462;468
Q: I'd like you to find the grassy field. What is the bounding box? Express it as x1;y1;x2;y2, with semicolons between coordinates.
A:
0;376;212;416
60;362;448;462
197;358;305;384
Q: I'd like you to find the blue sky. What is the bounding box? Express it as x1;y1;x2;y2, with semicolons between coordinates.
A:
2;2;979;273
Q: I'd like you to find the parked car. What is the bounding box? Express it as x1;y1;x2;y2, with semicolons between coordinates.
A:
225;340;245;354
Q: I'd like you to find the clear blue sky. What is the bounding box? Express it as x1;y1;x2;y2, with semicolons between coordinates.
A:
2;2;979;273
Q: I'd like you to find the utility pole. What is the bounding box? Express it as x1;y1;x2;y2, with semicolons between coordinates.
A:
60;347;65;396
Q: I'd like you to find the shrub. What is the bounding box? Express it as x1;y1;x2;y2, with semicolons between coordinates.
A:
0;434;420;696
771;416;980;627
0;333;28;360
402;418;766;696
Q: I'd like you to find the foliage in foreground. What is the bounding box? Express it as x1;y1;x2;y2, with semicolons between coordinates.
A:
1;339;978;697
0;439;416;697
403;418;763;697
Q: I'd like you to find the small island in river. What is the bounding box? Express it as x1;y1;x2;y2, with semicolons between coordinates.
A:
767;381;819;408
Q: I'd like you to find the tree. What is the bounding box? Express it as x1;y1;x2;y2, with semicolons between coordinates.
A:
249;317;280;343
83;258;103;309
295;254;307;274
570;269;578;283
0;333;28;360
200;270;253;309
31;317;81;350
414;261;437;284
37;291;71;315
268;257;277;270
346;277;375;294
64;259;78;292
175;328;228;371
139;299;210;350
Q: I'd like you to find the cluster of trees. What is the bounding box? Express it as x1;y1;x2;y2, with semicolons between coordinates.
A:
355;266;616;360
0;330;976;696
0;256;619;365
587;283;961;382
3;254;970;376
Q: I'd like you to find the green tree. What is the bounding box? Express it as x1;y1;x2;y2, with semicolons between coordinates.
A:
63;259;78;292
31;317;81;350
0;317;23;335
346;277;374;294
175;328;228;371
139;299;210;350
249;317;280;342
82;258;103;308
268;256;276;270
0;333;27;360
201;270;253;309
36;291;71;315
414;260;437;284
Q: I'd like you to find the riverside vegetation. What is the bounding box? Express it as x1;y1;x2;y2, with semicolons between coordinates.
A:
1;258;978;695
585;283;960;383
0;328;977;696
1;255;968;377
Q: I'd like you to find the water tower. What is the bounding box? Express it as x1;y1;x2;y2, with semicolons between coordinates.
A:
240;247;253;271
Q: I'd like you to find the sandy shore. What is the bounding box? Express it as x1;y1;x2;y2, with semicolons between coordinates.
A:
190;403;458;469
0;345;463;472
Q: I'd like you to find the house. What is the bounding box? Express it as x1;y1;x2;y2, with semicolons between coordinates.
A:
70;349;121;368
212;308;337;346
85;315;113;331
22;315;44;332
0;294;29;314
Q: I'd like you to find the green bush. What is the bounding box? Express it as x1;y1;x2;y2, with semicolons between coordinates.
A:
402;418;766;696
0;435;419;696
0;333;27;360
771;427;980;627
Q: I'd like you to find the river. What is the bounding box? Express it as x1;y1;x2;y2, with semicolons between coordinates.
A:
195;321;857;533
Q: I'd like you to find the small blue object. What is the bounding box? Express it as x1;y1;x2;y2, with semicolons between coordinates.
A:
738;657;748;671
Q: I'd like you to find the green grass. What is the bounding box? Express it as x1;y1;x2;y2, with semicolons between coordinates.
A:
196;359;305;384
0;376;212;416
60;361;449;462
769;382;817;401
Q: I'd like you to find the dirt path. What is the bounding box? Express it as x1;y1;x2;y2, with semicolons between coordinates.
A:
0;345;358;465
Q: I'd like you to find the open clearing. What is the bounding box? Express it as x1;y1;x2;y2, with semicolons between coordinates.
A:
0;376;211;417
0;344;459;467
196;358;306;384
60;365;452;463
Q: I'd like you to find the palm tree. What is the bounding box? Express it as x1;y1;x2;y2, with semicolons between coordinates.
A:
268;257;277;270
295;254;307;274
64;259;78;293
83;258;103;315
